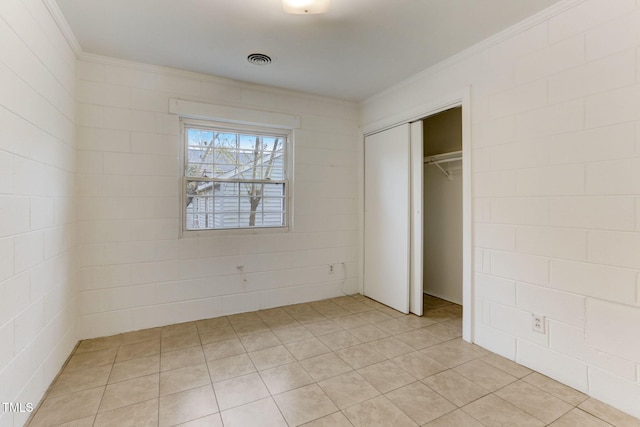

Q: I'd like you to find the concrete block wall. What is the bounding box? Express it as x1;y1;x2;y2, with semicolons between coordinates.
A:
75;56;361;339
0;0;78;426
4;0;640;423
361;0;640;418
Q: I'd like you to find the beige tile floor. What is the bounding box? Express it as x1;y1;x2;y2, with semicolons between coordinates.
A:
27;294;640;427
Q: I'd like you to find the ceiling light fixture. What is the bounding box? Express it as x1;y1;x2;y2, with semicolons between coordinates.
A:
282;0;330;14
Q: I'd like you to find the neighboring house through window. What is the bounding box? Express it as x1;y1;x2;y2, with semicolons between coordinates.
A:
182;120;289;231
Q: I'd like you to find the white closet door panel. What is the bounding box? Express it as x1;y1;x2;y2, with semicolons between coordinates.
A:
410;120;423;316
364;124;410;314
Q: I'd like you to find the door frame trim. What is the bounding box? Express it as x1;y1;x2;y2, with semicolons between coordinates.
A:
409;121;423;316
361;86;473;343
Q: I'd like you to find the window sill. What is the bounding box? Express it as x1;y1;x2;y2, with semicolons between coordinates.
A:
180;226;289;238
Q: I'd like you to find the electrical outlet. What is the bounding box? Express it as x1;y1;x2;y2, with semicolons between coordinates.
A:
328;264;334;274
532;314;545;334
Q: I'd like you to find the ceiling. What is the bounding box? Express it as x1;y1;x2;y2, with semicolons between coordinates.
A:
55;0;562;102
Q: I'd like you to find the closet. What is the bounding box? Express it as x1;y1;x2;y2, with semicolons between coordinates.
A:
363;90;471;340
363;106;463;313
422;107;463;304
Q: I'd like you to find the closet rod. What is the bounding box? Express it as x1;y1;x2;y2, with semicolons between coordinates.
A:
423;150;462;165
424;150;462;180
426;156;462;166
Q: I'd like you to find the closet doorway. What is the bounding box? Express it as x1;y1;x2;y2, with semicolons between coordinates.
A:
362;88;471;342
422;107;463;305
362;108;463;312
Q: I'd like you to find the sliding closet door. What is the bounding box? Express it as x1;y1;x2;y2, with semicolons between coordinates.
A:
364;124;410;314
410;120;423;316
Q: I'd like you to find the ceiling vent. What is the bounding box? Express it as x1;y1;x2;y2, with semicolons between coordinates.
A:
247;53;272;66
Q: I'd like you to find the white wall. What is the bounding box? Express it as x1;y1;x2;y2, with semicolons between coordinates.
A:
424;164;463;304
0;0;78;426
423;109;463;304
361;0;640;418
75;56;361;339
6;0;640;422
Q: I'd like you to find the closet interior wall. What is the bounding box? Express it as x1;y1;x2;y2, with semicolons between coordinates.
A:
423;107;463;304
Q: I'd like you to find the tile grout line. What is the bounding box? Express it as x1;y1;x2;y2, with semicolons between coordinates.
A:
91;347;117;426
27;294;635;427
199;334;222;426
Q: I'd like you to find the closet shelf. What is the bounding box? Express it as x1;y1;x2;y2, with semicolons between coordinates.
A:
424;150;462;180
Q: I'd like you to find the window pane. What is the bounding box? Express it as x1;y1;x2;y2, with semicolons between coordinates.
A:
217;182;240;196
185;180;216;230
262;197;285;213
214;146;236;166
184;124;287;231
186;129;215;178
239;134;257;150
187;129;214;147
185;181;213;200
186;180;286;229
221;212;241;228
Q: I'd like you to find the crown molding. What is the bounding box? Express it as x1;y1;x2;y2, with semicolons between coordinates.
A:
361;0;585;106
44;0;584;108
42;0;82;56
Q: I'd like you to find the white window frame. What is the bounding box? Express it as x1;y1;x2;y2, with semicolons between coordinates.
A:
180;118;293;235
169;99;299;237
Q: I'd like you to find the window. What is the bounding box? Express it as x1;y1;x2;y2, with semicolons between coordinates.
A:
182;120;289;231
